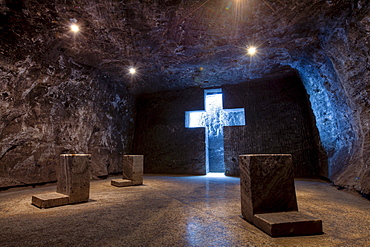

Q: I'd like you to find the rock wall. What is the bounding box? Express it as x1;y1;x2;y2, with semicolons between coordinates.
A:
1;60;136;187
223;70;327;178
0;1;137;187
318;3;370;195
240;0;370;195
133;70;326;178
0;56;136;188
133;88;206;174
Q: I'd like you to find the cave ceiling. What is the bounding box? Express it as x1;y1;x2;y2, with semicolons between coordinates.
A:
0;0;366;94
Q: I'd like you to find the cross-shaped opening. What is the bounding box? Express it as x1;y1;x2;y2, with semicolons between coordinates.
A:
185;89;246;174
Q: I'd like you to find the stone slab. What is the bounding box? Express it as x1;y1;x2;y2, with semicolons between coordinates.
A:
253;211;323;237
57;154;91;204
239;154;298;223
123;155;143;185
32;192;69;208
111;179;133;187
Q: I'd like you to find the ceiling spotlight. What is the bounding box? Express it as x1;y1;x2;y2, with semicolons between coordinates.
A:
247;46;257;56
129;68;136;75
70;24;80;33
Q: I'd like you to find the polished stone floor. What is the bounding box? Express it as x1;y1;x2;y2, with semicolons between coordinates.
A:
0;174;369;246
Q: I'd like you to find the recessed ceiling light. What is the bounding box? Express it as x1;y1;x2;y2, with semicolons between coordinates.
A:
129;68;136;75
247;46;257;56
70;24;80;33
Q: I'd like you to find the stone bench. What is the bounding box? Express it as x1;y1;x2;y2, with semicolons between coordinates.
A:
111;155;143;187
239;154;323;237
32;154;91;208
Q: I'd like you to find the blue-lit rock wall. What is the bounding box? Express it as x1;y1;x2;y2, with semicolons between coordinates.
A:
316;21;369;193
230;1;370;195
291;55;357;179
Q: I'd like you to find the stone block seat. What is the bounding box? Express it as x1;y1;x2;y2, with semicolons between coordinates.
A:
239;154;323;237
32;154;91;208
31;192;69;209
111;155;144;187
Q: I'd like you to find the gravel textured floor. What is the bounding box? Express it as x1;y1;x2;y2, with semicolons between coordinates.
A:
0;175;369;246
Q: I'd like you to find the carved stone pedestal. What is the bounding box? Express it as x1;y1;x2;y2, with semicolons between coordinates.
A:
31;192;69;208
253;211;323;237
239;154;323;237
32;154;91;208
111;155;144;187
111;179;132;187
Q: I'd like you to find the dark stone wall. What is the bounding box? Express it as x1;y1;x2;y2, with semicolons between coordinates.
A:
0;57;136;188
133;87;206;174
223;71;327;178
134;70;326;178
0;0;139;188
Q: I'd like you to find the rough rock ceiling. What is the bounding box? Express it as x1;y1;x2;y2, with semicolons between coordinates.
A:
1;0;364;93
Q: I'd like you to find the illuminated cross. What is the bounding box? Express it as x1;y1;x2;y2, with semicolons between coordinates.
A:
185;89;246;173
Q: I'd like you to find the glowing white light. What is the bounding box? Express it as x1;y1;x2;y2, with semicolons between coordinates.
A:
247;46;257;56
129;68;136;75
70;24;80;33
206;172;226;177
185;89;246;173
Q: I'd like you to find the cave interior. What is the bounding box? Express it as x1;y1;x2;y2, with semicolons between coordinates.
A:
0;0;369;198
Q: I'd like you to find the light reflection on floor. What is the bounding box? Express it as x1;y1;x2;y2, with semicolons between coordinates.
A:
1;175;369;246
205;172;226;177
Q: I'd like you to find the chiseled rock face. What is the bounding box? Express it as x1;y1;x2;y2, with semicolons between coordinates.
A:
0;0;136;187
0;53;136;187
0;0;369;195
